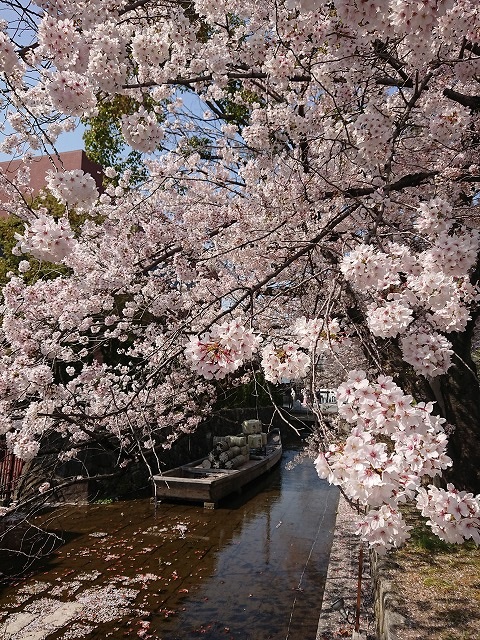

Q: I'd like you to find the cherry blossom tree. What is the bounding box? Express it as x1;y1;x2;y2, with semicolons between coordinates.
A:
1;0;480;551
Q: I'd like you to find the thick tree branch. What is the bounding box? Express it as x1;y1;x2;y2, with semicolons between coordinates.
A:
376;76;414;88
324;171;438;200
464;40;480;56
443;88;480;112
373;39;410;83
122;71;311;91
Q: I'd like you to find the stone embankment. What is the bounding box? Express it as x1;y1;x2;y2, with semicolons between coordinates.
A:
370;552;407;640
316;494;406;640
316;494;374;640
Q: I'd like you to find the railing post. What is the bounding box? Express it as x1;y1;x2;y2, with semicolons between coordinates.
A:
0;438;24;506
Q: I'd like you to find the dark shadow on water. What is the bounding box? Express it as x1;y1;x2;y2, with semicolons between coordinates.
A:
0;508;85;591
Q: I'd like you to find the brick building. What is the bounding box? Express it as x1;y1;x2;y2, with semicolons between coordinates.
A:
0;150;104;216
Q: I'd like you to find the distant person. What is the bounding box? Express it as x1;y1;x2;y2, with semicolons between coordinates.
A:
289;387;296;408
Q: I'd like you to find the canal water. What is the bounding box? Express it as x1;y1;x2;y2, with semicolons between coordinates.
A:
0;448;339;640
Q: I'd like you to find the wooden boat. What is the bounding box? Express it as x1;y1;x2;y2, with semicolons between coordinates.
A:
153;429;282;509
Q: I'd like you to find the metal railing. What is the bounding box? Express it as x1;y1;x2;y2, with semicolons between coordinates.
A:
0;438;24;505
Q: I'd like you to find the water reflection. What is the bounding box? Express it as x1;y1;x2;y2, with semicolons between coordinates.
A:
0;448;339;640
158;451;339;640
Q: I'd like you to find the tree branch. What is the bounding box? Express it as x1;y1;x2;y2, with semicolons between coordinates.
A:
373;39;410;83
443;88;480;112
324;171;438;200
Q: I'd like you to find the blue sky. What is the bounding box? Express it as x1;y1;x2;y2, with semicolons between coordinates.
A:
0;2;87;162
0;3;223;165
50;122;86;153
0;121;86;162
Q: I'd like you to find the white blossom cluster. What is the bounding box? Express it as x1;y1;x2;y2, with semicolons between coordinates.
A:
340;245;403;292
37;16;82;69
47;71;97;116
5;402;51;462
315;370;478;551
131;26;170;82
10;435;40;461
0;26;24;77
421;229;480;278
356;505;412;554
261;342;310;384
185;319;260;379
46;169;99;209
366;301;414;339
38;481;51;493
354;108;393;165
416;484;480;544
293;316;346;351
120;109;165;153
414;197;453;234
14;212;77;263
88;34;127;93
401;330;453;377
341;195;480;377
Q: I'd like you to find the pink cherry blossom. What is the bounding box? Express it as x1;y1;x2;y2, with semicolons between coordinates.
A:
14;212;77;263
185;319;259;380
261;342;310;384
46;169;99;209
0;0;479;553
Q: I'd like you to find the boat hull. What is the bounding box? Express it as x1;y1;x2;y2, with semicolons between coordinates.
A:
153;431;282;508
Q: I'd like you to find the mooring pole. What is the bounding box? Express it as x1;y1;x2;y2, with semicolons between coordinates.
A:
355;543;364;633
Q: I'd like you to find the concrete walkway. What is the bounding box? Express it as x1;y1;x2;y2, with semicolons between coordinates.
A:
317;495;375;640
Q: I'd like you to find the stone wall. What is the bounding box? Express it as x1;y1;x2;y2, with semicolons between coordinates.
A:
370;551;407;640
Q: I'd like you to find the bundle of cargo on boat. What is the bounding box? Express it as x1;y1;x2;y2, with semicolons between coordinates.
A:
226;435;246;447
219;448;239;463
241;420;262;435
204;434;250;469
204;421;271;470
247;434;263;449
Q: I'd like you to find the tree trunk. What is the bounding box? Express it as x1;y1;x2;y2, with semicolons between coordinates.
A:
362;332;480;494
439;327;480;494
347;304;480;493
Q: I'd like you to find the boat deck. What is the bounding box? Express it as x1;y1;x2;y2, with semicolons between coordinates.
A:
153;438;282;508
